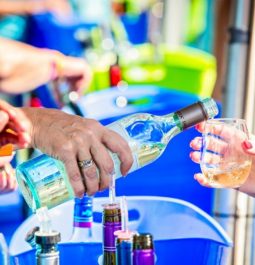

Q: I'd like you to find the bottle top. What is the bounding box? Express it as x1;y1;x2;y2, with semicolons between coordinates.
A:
175;98;218;130
35;231;61;246
114;230;135;244
200;98;219;119
74;195;92;205
133;233;154;250
103;203;122;223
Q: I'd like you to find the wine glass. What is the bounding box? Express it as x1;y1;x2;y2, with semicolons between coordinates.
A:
200;118;252;188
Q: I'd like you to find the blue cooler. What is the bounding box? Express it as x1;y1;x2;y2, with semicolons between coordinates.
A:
10;196;232;265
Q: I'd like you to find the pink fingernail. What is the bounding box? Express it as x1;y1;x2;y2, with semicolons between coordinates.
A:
243;140;253;149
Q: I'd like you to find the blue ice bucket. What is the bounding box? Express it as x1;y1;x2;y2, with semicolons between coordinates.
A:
10;196;232;265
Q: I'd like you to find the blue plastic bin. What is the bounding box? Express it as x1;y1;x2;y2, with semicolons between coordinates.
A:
10;196;232;265
63;85;221;213
26;12;97;55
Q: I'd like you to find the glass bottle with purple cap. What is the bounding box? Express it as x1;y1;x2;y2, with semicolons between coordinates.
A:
133;233;155;265
102;203;122;265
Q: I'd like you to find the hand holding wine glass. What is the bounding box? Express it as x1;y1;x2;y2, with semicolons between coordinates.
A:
190;119;255;192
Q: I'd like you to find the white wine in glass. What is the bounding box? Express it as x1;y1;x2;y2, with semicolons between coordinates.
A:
200;118;252;188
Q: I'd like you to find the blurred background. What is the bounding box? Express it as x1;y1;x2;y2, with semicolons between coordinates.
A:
1;0;255;264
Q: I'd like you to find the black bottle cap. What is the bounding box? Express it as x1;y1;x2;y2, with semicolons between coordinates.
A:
176;101;207;130
35;231;61;246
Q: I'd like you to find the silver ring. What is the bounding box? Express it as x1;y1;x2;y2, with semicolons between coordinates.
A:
78;159;94;169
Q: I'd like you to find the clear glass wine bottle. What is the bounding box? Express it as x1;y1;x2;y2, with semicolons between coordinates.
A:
16;98;218;211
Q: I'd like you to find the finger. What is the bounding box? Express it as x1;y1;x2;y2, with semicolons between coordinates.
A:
0;170;7;191
102;130;133;176
7;108;30;132
207;123;246;143
195;122;206;133
190;137;202;150
0;111;9;132
194;173;212;188
90;140;114;191
0;100;17;119
242;140;255;155
201;151;222;165
190;150;221;165
62;154;85;198
190;151;201;163
77;149;99;196
203;135;229;154
0;155;14;167
4;163;16;192
0;131;19;146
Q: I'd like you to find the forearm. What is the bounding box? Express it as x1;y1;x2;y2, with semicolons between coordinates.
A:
0;38;57;93
0;0;45;15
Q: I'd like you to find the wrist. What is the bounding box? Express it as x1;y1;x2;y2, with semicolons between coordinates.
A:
19;107;38;149
47;50;66;81
24;1;47;14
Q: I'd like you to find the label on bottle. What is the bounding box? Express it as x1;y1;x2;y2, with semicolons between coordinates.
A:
74;203;93;227
27;163;59;183
107;122;139;178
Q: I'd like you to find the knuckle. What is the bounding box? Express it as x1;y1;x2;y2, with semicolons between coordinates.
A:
99;182;107;191
86;119;100;129
70;131;84;145
86;186;98;196
70;172;82;182
104;158;114;174
99;177;110;191
54;141;74;155
85;167;98;179
74;188;85;198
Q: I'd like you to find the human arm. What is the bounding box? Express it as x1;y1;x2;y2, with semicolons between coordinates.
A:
0;100;31;193
0;37;92;95
19;107;133;197
0;0;72;17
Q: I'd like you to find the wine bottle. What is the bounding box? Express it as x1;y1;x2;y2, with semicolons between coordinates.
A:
35;231;61;265
102;203;122;265
69;195;93;242
16;98;218;211
132;233;155;265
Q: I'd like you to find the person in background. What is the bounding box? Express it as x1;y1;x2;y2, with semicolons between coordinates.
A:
0;37;92;96
0;100;30;193
189;122;255;197
0;36;133;197
0;0;72;18
0;99;133;196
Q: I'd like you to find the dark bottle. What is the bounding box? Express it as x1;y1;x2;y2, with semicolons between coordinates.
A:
35;231;61;265
103;203;122;265
133;233;155;265
109;55;122;87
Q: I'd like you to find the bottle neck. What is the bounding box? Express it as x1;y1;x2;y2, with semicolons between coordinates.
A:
70;198;93;242
70;226;92;242
173;101;209;130
73;199;93;226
